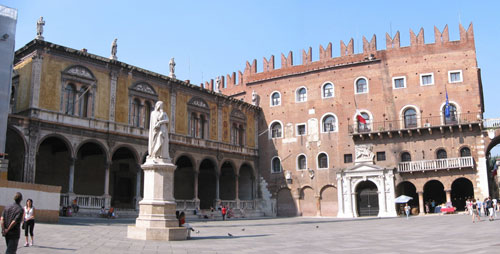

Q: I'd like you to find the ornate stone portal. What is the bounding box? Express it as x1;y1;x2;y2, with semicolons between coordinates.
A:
336;144;397;218
127;101;187;241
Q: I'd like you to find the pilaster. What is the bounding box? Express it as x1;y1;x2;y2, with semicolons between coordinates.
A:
109;71;118;121
29;53;43;109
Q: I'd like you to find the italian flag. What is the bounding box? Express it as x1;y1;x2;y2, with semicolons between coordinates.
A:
356;110;366;124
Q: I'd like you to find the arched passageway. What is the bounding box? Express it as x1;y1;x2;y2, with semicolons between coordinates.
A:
174;156;195;200
299;187;316;216
35;137;71;192
356;181;379;217
424;180;446;213
396;181;418;214
276;188;296;217
238;164;254;200
6;128;25;182
75;142;106;195
111;147;137;208
451;178;474;211
219;161;236;200
320;186;338;216
198;159;216;209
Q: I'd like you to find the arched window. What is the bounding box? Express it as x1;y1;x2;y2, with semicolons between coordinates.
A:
297;155;307;170
355;78;368;94
443;104;457;125
64;83;76;115
272;157;282;173
436;149;447;159
460;147;471;157
318;153;328;169
61;66;97;118
401;152;411;162
404;108;417;128
188;97;210;139
322;83;334;98
144;101;152;128
271;92;281;106
131;98;141;127
296;87;307;102
322;115;336;132
271;122;282;138
357;112;371;133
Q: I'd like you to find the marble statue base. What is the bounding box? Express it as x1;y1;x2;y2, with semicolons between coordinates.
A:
127;161;188;241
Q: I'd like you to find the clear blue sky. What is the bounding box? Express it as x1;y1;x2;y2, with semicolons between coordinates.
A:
4;0;500;154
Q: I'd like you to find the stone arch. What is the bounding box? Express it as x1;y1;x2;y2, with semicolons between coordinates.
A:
299;186;316;216
451;177;474;211
37;133;75;159
111;144;139;164
395;181;418;214
423;179;446;212
198;158;217;209
174;155;195;200
5;126;27;182
35;135;73;192
276;187;297;217
174;153;197;171
110;146;138;208
320;184;338;216
354;179;380;217
75;139;110;163
219;160;236;200
74;141;108;196
62;65;96;80
239;163;255;200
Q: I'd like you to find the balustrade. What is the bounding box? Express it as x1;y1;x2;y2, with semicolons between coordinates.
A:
398;156;474;173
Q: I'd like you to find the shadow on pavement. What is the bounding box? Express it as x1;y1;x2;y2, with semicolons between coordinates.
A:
29;245;77;251
190;234;270;240
57;217;135;226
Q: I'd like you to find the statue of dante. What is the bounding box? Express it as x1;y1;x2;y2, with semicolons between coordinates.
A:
111;39;118;60
147;101;170;163
169;58;176;78
36;17;45;39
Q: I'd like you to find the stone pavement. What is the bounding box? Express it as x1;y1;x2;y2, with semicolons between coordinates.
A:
0;213;498;254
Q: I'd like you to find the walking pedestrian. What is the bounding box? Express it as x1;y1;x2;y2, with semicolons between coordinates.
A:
23;199;35;247
1;192;24;253
404;203;411;219
486;197;494;221
477;199;482;216
472;199;481;223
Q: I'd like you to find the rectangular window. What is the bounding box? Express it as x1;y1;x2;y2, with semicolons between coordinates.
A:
392;76;406;89
448;70;463;83
376;152;386;161
296;124;306;136
344;154;353;163
420;73;434;86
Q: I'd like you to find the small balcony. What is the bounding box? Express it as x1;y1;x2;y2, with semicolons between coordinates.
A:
397;156;474;173
348;112;481;139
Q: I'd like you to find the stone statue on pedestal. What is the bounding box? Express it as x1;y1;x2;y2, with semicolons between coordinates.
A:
110;39;118;60
146;101;170;164
169;58;176;78
36;17;45;40
215;76;221;92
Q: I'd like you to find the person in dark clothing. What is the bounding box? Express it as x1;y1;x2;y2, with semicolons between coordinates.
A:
1;192;24;254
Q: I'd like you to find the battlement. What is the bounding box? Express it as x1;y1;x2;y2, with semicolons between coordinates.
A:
202;23;474;94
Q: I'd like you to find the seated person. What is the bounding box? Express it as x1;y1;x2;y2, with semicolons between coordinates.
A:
100;206;107;218
107;207;115;219
178;212;195;238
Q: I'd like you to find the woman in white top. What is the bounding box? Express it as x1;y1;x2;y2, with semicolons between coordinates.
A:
23;198;35;247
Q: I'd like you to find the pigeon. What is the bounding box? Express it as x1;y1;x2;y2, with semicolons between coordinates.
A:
241;228;245;231
196;230;200;234
228;233;233;237
316;226;319;228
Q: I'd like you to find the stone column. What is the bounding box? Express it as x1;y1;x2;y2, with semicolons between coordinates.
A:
293;191;302;216
68;157;75;193
379;177;387;217
215;172;220;205
345;177;354;217
235;174;240;209
170;89;176;134
135;166;142;210
194;171;199;204
418;191;425;215
316;194;321;216
104;162;111;208
127;162;187;241
445;189;452;203
336;174;345;217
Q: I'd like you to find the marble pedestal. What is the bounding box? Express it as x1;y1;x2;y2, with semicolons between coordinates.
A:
127;162;188;241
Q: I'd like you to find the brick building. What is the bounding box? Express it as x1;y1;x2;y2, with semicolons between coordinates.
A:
215;23;490;217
